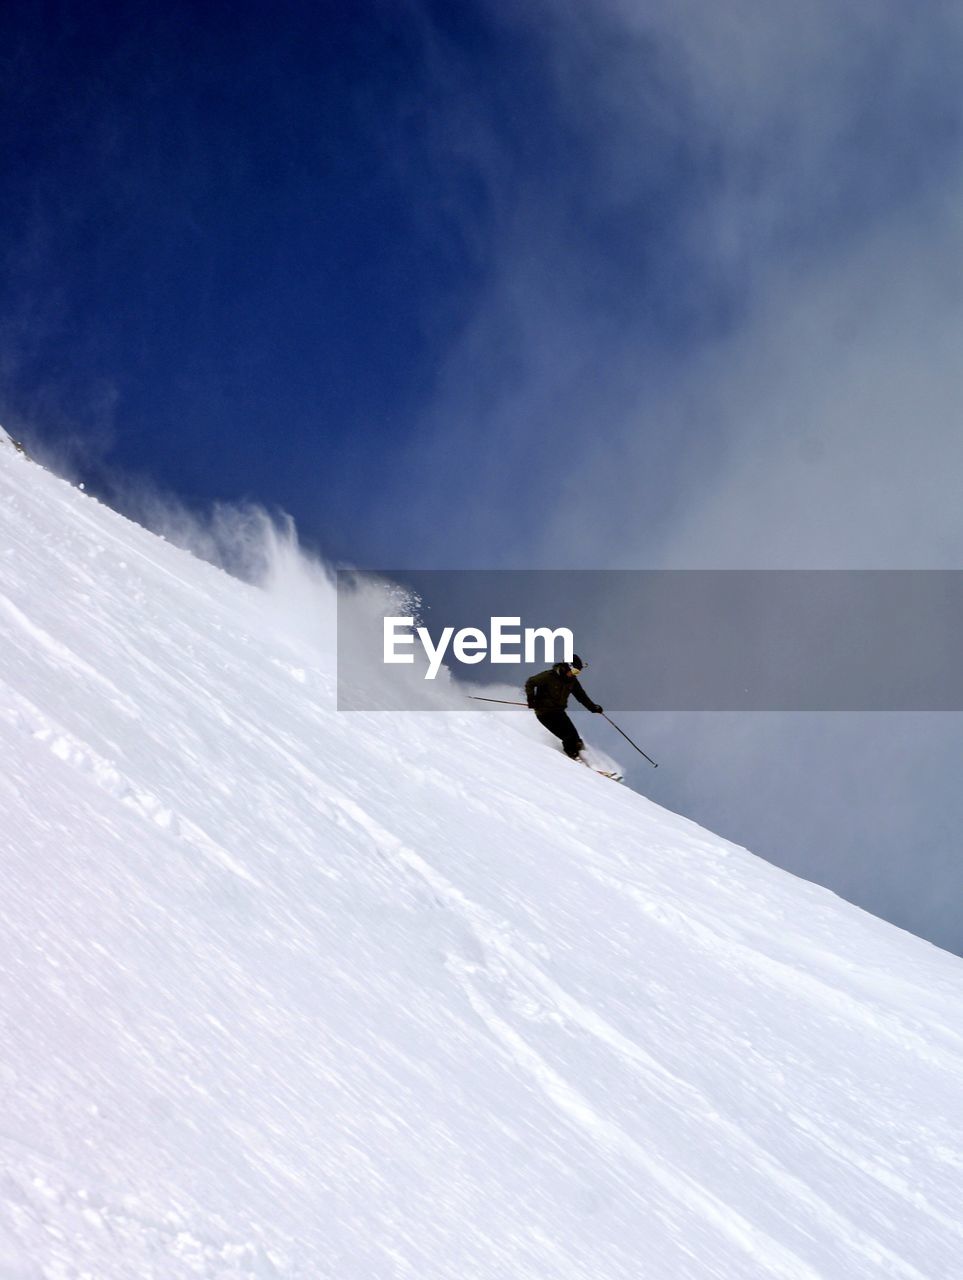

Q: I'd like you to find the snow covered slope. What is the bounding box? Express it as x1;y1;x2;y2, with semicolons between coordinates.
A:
1;442;961;1280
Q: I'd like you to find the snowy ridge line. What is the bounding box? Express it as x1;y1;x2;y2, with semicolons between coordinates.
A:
321;792;935;1280
585;863;963;1074
517;799;963;1066
0;447;237;602
0;681;261;887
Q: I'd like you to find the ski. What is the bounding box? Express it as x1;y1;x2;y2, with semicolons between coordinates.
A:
576;757;623;782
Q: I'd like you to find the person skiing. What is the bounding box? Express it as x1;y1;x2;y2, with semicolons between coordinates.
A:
525;654;603;760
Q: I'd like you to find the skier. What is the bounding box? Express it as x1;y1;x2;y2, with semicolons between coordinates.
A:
525;655;603;761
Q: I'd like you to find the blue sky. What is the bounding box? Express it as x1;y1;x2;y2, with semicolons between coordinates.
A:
1;0;764;561
4;0;963;952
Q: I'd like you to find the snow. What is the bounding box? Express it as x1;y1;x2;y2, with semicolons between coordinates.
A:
0;444;961;1280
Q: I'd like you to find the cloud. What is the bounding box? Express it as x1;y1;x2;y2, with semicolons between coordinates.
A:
580;2;963;567
392;0;963;569
389;0;963;953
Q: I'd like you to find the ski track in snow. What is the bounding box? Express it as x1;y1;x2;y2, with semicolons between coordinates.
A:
325;795;946;1280
0;592;139;718
0;682;261;887
584;861;963;1072
1;446;962;1278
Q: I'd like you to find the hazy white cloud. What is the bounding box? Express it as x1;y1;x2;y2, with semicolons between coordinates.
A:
519;0;963;568
392;1;963;567
400;0;963;952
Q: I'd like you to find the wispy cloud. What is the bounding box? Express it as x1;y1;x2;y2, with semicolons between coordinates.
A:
393;0;963;569
390;0;963;952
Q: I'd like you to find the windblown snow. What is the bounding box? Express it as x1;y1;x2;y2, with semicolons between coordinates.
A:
0;438;961;1280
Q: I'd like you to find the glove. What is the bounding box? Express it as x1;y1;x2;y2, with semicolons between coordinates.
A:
592;703;603;714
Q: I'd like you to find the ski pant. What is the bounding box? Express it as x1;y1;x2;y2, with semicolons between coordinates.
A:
535;709;584;759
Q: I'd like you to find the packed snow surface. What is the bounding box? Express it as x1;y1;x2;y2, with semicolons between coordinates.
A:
0;440;961;1280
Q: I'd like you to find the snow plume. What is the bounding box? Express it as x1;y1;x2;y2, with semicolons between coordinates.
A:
79;482;342;662
106;490;299;584
56;462;520;711
105;483;468;708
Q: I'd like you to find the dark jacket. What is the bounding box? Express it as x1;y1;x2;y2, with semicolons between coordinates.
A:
525;663;600;714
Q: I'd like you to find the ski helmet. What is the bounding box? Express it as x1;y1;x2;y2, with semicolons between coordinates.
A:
570;654;584;672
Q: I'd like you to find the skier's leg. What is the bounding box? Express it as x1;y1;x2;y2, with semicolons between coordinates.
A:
536;710;584;759
535;710;564;744
558;713;585;759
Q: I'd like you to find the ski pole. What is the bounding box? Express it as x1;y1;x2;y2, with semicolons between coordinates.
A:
603;714;658;768
469;697;657;768
468;695;528;706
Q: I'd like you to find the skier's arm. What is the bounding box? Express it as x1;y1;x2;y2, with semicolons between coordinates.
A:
572;678;603;714
525;670;549;708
